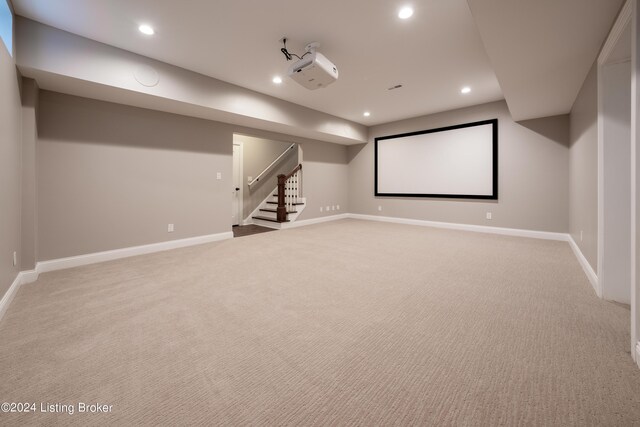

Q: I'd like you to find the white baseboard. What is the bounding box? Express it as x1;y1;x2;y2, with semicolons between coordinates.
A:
567;235;600;296
37;231;233;274
281;213;349;229
0;273;23;323
20;269;39;285
347;213;568;241
636;342;640;369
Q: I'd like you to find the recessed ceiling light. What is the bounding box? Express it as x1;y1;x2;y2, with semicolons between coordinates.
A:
272;76;283;84
398;7;414;19
363;111;371;117
138;24;155;35
461;86;471;94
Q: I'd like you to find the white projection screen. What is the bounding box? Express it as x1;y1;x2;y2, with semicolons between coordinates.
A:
375;119;498;199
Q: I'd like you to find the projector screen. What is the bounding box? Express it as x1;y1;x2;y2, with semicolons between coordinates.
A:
375;119;498;199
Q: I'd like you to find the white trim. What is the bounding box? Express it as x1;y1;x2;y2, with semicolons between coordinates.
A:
0;273;23;323
232;142;244;227
631;0;639;366
568;235;600;296
347;214;568;241
19;269;39;285
37;231;233;274
636;341;640;367
598;0;635;356
599;0;632;65
597;60;606;297
595;2;632;300
280;213;349;229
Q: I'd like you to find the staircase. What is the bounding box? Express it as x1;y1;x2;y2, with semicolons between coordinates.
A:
250;164;306;229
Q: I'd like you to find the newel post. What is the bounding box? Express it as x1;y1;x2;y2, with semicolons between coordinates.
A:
277;174;287;222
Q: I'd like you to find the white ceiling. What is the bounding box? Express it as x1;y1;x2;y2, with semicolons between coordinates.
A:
12;0;504;126
12;0;626;126
467;0;626;121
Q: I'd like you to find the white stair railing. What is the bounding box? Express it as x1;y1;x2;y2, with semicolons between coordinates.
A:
277;164;302;222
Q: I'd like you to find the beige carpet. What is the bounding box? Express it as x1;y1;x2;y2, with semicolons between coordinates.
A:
1;219;640;425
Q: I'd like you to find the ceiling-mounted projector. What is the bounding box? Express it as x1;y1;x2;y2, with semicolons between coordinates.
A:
287;42;338;90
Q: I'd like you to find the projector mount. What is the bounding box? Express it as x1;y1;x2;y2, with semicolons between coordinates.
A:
280;38;320;61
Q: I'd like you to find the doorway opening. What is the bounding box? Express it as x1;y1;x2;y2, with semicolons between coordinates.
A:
232;133;301;230
596;3;633;354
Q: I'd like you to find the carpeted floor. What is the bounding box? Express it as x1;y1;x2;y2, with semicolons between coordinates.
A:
1;219;639;425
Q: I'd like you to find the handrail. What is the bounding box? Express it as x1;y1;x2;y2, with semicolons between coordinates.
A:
248;143;296;186
284;164;302;181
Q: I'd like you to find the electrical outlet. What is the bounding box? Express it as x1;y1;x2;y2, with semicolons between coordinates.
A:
216;172;222;180
337;205;340;210
331;205;335;211
378;206;382;212
320;207;323;212
12;251;17;267
326;206;330;211
168;224;174;233
580;230;583;242
486;212;492;220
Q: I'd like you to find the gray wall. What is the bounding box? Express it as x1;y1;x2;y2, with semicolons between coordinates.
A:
0;13;22;298
349;100;569;232
569;63;598;272
36;91;349;261
236;135;298;220
295;139;349;218
37;91;232;260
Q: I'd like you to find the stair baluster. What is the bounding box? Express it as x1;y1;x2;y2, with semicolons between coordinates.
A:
276;164;302;223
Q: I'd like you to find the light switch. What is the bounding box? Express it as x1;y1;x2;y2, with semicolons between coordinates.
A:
217;172;222;180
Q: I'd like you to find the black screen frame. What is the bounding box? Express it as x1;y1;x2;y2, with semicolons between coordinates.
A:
374;118;498;200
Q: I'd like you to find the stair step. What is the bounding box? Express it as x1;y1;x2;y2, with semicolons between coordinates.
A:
252;215;290;223
260;208;297;214
267;201;304;205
